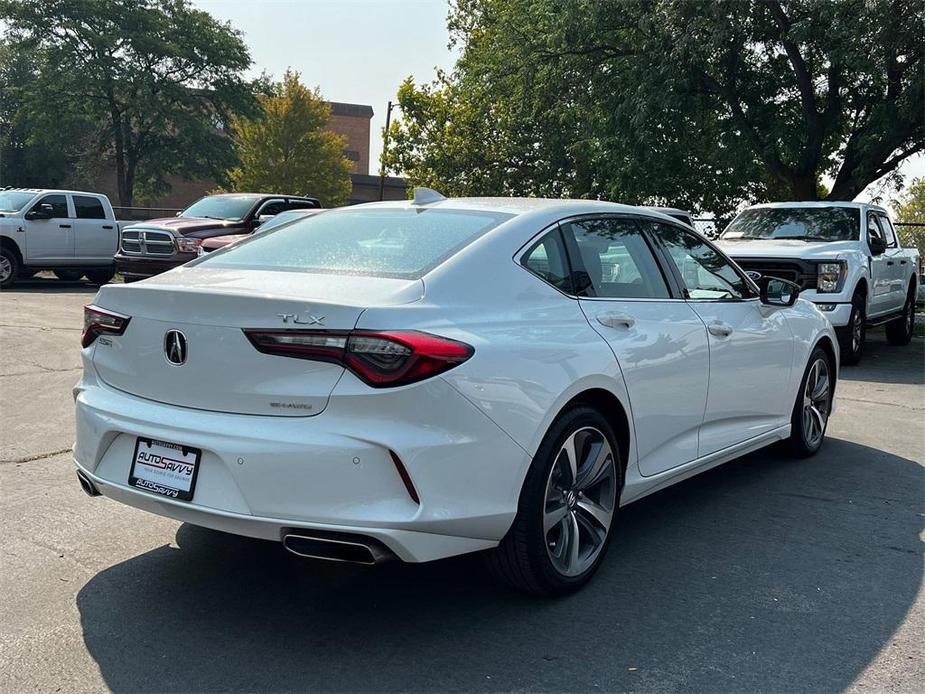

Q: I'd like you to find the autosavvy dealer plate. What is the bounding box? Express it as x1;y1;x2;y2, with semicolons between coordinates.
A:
129;437;201;502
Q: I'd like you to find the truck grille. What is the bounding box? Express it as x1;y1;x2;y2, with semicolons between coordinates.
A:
733;259;818;290
120;229;175;256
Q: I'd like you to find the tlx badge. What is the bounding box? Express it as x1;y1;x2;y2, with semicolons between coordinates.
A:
277;311;325;325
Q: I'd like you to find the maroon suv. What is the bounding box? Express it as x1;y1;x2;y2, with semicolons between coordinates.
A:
114;193;320;281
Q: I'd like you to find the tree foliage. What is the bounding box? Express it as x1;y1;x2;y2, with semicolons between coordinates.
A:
891;177;925;223
226;70;352;207
385;0;924;215
0;0;257;205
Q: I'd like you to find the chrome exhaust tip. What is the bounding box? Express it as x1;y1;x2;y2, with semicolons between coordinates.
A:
282;532;394;565
76;469;101;497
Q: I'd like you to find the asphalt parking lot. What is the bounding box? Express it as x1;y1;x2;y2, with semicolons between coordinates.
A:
1;278;923;693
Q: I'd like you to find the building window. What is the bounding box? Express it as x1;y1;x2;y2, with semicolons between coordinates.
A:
343;149;360;162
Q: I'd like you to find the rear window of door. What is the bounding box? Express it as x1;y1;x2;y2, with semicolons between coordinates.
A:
647;221;753;300
560;217;670;299
256;199;287;217
73;196;106;219
521;228;573;293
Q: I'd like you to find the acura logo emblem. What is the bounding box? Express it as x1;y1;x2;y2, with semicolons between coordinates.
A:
164;330;187;366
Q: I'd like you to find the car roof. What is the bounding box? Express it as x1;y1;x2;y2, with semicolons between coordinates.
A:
1;188;107;197
746;200;888;214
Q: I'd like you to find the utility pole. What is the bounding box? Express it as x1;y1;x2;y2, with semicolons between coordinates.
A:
378;100;394;201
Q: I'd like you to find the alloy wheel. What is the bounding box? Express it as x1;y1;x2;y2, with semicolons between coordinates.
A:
0;255;11;284
851;309;863;353
802;358;831;449
543;426;617;577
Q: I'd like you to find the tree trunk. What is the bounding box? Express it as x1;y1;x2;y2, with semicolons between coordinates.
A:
788;173;820;201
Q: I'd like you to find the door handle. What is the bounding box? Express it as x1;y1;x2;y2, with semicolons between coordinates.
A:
59;224;71;229
900;260;907;265
102;225;114;230
707;321;733;337
597;312;635;329
886;260;894;266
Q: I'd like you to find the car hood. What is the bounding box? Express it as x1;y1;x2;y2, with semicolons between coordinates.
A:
124;216;247;236
717;239;857;260
201;233;248;250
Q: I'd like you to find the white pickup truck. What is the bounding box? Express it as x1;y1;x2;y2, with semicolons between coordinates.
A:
718;202;920;365
0;188;121;289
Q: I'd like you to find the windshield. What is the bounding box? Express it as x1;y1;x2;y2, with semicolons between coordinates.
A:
255;209;312;233
722;207;861;242
197;207;513;278
0;191;37;213
182;195;257;221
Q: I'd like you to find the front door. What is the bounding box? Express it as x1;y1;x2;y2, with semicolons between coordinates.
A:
649;221;795;457
561;216;710;477
23;194;73;262
877;213;908;312
865;213;893;317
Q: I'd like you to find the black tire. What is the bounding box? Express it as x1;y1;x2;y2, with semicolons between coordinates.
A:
54;269;84;282
85;269;115;286
122;276;142;284
0;246;19;289
885;286;916;346
485;406;623;596
789;346;833;458
837;297;865;366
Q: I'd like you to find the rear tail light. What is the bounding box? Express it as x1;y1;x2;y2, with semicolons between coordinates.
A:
82;305;131;347
242;329;473;388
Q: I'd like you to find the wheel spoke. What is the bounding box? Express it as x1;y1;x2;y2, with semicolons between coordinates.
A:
811;372;829;400
565;512;581;573
544;501;569;534
576;440;612;491
576;496;612;532
562;434;578;487
809;405;826;432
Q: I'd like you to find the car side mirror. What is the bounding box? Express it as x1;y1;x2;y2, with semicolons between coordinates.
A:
759;276;800;307
868;234;887;256
25;203;54;220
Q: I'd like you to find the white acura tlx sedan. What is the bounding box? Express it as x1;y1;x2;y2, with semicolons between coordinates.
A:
74;192;838;595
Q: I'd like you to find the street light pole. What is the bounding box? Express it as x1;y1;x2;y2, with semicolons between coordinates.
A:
378;100;394;201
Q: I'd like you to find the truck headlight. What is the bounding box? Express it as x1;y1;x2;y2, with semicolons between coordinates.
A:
175;237;202;253
817;262;844;293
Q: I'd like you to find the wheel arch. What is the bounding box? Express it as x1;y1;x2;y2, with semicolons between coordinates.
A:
0;236;24;264
556;388;632;480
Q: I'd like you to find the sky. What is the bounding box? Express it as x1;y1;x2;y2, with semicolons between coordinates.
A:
195;0;921;205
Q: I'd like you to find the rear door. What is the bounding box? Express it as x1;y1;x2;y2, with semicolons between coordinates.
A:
560;215;710;476
72;195;117;261
23;194;73;262
649;221;794;456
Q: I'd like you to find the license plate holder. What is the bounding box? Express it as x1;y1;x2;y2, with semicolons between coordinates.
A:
129;437;201;502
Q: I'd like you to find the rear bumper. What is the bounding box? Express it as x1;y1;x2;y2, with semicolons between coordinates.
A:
115;253;196;279
73;364;530;563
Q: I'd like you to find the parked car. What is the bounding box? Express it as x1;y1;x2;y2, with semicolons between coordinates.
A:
200;208;325;253
115;193;321;281
0;188;121;288
74;192;837;596
717;202;919;365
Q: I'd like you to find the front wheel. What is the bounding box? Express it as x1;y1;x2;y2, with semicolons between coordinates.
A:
885;289;916;346
789;347;833;458
486;406;621;596
0;247;18;289
837;299;865;366
85;269;115;286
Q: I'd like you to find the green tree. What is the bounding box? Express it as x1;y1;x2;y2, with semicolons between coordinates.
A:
0;0;257;206
892;177;925;223
385;0;924;215
226;70;352;207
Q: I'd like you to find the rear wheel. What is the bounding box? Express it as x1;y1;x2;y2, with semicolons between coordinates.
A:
486;406;621;596
54;269;84;282
789;347;833;458
0;247;18;289
837;298;865;365
885;287;916;346
85;269;115;286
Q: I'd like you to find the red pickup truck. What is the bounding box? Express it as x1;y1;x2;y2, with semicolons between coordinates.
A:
115;193;320;281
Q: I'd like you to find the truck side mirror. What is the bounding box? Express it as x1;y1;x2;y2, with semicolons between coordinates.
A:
25;203;54;220
868;234;887;256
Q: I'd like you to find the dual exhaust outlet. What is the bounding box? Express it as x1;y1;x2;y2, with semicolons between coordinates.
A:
76;471;392;565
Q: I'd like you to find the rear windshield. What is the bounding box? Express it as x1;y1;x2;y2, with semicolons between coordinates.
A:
196;207;513;278
722;207;861;242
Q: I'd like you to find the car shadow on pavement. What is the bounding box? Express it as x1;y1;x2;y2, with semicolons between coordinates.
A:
2;278;101;294
837;331;924;386
76;438;922;693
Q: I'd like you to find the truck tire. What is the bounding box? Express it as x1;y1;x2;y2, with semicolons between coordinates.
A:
0;247;18;289
54;269;85;282
86;270;115;286
885;286;916;346
837;298;865;366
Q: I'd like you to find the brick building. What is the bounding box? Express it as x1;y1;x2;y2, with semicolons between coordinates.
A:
87;100;407;214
